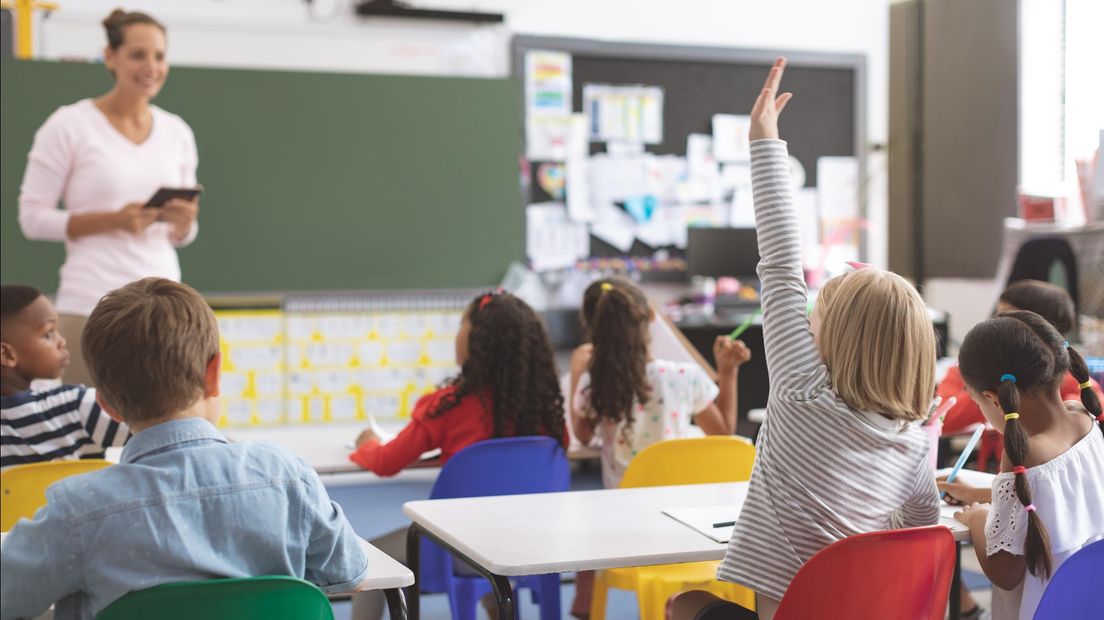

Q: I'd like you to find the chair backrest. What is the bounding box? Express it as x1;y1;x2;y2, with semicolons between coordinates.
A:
419;436;569;592
774;526;956;620
429;436;570;500
1032;538;1104;619
1;459;112;530
1008;238;1080;316
618;436;756;489
95;576;333;620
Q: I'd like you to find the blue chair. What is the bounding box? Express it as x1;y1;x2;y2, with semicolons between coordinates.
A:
418;436;569;620
1033;538;1104;619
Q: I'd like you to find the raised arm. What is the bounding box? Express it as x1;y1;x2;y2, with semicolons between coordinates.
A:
748;58;829;399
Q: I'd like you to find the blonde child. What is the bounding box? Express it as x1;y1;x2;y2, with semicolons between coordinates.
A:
689;59;941;620
950;310;1103;620
569;276;751;616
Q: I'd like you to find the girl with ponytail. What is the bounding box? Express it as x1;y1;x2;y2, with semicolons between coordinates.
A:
569;277;750;489
952;310;1104;620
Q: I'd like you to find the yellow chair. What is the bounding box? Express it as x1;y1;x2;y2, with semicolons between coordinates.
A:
590;436;757;620
1;459;112;530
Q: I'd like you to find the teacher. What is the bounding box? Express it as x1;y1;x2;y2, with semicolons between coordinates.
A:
18;9;200;385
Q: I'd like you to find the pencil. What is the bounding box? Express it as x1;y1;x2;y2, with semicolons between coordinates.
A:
729;307;762;340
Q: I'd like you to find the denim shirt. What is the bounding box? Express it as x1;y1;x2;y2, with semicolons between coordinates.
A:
0;417;369;620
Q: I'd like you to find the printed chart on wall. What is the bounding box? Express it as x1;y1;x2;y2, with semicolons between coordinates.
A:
518;43;863;279
216;302;462;429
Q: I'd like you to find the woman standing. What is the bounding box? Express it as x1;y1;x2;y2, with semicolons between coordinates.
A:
18;9;200;385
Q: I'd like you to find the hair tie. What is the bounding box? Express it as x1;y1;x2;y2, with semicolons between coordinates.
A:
1004;412;1020;421
478;288;504;310
1096;413;1104;422
600;282;613;293
1063;340;1070;349
1012;466;1026;475
1079;380;1092;390
1000;373;1017;384
1024;504;1036;513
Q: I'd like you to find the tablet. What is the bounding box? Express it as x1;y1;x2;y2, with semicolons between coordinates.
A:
145;185;204;208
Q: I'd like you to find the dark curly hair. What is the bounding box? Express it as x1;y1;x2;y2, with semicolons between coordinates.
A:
426;291;565;445
580;277;651;431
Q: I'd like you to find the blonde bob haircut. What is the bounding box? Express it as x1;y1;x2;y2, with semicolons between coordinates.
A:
815;268;936;421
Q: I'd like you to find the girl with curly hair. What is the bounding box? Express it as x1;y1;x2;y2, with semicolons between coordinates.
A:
350;289;566;473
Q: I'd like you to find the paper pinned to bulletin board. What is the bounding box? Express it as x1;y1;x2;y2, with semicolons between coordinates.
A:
525;50;573;161
582;83;664;145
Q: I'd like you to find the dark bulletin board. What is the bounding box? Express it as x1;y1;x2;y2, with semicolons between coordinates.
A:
1;59;524;294
511;36;866;258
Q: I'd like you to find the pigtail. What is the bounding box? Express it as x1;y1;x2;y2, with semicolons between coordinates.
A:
584;279;651;431
996;374;1053;578
1067;345;1104;435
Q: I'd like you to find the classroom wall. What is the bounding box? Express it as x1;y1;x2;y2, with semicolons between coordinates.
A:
36;0;893;268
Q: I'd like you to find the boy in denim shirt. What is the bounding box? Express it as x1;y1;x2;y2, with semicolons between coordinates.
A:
1;278;369;619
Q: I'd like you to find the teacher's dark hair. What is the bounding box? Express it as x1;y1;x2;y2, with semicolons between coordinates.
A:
103;8;165;51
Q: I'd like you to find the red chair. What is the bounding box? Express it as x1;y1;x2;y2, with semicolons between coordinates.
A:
669;526;956;620
774;526;956;620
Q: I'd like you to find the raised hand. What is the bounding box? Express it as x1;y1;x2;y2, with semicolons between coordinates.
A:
748;57;794;141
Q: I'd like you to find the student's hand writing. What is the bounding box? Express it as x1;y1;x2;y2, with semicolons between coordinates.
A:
953;502;991;527
714;337;752;373
937;476;991;506
748;57;794;141
354;428;380;449
114;202;159;234
161;197;200;242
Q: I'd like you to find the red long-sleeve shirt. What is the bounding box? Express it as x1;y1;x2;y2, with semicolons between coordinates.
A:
348;385;567;476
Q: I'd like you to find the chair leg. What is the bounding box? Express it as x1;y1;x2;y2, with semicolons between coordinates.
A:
589;570;610;620
536;573;562;620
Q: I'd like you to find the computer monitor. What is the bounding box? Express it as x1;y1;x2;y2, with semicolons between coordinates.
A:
686;227;760;279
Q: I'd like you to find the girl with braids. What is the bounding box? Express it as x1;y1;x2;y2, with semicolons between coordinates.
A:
349;290;568;620
950;310;1103;620
569;276;750;490
350;289;566;473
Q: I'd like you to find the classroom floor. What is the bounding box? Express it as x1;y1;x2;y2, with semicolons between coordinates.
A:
324;464;993;620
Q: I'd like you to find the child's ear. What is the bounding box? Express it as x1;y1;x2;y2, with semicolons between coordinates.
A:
0;342;16;368
95;391;125;424
980;390;1001;409
204;352;221;398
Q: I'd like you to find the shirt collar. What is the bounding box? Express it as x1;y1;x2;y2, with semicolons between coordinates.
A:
121;417;228;464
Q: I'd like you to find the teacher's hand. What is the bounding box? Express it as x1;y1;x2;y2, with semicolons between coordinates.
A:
115;203;160;235
161;197;200;242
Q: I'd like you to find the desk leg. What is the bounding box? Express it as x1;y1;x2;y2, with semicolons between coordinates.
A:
406;521;515;620
406;524;422;620
950;541;963;620
384;588;408;620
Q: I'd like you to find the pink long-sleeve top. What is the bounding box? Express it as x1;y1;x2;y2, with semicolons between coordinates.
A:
18;99;199;316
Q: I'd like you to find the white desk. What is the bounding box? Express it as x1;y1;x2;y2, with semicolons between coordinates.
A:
403;474;995;620
222;423;600;475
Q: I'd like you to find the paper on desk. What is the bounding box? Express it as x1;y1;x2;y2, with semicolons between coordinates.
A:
663;505;739;544
712;114;751;162
526;202;590;270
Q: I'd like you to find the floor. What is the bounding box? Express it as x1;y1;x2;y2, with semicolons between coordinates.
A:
322;461;994;620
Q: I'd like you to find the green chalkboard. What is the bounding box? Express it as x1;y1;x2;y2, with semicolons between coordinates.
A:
1;60;523;294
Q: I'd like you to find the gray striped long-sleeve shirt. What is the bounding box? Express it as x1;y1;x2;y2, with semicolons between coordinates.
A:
716;140;940;601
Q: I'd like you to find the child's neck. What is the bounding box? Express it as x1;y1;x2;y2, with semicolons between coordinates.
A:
1016;390;1072;437
0;370;33;397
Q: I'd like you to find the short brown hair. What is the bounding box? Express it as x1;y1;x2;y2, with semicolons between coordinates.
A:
999;279;1076;335
83;278;219;423
816;269;937;421
102;8;165;50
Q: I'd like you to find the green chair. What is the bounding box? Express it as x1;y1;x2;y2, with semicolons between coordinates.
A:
95;576;335;620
